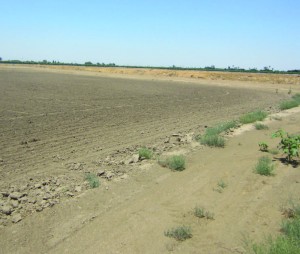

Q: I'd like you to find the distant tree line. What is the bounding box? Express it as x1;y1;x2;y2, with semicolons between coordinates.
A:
0;58;299;74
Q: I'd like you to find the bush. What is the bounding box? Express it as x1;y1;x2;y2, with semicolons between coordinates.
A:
138;147;153;159
272;129;300;162
240;111;267;124
159;155;186;171
164;226;192;241
85;173;100;188
254;156;274;176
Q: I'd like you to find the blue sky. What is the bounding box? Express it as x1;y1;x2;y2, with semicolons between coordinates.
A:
1;0;299;70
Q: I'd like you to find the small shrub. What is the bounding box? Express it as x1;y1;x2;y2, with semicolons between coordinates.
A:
194;207;205;218
159;155;186;171
138;147;153;159
85;173;100;188
218;179;227;189
259;142;269;152
254;156;274;176
239;111;267;124
167;155;186;171
272;129;300;162
194;206;215;220
200;134;225;147
254;123;269;130
164;226;192;241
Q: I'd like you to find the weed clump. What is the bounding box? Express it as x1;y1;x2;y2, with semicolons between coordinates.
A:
200;134;225;147
164;226;192;241
239;111;267;124
138;147;153;159
198;121;238;148
280;94;300;110
159;155;186;171
254;156;274;176
194;206;215;220
85;173;100;188
250;203;300;253
254;123;269;130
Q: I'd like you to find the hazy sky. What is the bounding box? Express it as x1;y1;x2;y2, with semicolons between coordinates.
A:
1;0;299;70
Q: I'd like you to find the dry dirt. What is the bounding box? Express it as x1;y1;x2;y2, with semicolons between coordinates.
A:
0;65;300;253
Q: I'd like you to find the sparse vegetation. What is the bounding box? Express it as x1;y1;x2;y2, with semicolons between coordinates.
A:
85;173;100;188
254;123;269;130
194;206;215;220
279;93;300;110
239;111;268;124
280;100;299;110
205;121;238;136
164;226;192;241
254;156;274;176
138;147;153;159
249;203;300;254
158;155;186;171
272;129;300;163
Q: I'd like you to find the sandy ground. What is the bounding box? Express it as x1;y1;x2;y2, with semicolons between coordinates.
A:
0;65;300;253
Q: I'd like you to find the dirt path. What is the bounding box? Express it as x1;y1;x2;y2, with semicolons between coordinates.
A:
1;108;300;253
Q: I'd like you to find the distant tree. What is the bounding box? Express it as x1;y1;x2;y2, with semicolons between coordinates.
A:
0;57;2;61
85;61;93;66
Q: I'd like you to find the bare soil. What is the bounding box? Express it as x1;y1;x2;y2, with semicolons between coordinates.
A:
0;65;300;253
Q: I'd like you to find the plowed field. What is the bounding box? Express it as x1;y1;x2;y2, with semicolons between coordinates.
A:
0;67;285;185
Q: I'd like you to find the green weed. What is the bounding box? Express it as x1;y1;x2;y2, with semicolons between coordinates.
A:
164;226;192;241
194;206;215;220
280;100;299;110
159;155;186;171
254;156;275;176
200;134;225;147
198;121;238;148
259;142;269;152
255;123;269;130
249;207;300;253
138;147;153;159
205;121;238;136
240;111;268;124
85;173;100;188
218;179;227;189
